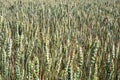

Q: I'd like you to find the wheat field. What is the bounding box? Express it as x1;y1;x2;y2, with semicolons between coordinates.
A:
0;0;120;80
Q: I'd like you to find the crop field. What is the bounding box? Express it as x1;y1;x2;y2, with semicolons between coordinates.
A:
0;0;120;80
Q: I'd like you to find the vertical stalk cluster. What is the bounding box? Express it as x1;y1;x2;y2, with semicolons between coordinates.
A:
0;0;119;80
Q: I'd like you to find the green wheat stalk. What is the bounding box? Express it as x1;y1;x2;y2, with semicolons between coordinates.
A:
33;56;39;80
89;38;100;80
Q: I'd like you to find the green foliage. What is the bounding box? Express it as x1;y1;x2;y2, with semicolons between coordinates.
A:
0;0;119;80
